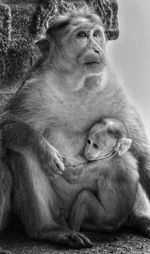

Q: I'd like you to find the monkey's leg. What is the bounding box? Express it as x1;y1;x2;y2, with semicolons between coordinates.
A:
70;190;110;232
0;162;12;232
0;163;12;254
9;151;92;249
127;183;150;238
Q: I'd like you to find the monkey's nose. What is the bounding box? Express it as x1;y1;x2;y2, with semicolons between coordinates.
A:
94;49;100;54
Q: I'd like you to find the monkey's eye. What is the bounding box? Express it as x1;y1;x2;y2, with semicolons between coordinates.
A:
87;139;91;145
93;143;99;149
93;29;101;37
76;31;87;38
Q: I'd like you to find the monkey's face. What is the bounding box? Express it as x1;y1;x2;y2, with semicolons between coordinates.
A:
52;17;107;77
84;131;117;161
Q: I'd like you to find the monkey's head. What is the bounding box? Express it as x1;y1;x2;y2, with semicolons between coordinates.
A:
36;12;107;79
84;119;132;161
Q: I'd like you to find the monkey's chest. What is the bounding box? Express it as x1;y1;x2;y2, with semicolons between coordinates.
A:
47;126;86;165
45;87;120;164
46;93;105;164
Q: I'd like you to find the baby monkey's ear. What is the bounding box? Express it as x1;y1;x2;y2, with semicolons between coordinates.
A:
114;138;132;156
35;38;50;56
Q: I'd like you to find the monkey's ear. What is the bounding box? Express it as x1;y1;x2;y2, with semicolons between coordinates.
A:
115;138;132;156
35;38;50;56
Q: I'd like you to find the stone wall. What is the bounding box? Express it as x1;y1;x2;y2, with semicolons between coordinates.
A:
0;0;119;107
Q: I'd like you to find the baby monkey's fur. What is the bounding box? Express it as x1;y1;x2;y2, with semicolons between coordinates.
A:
68;118;138;232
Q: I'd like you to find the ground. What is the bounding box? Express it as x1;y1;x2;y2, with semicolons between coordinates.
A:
0;227;150;254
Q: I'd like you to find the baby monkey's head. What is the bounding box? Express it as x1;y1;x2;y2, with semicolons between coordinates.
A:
84;118;132;161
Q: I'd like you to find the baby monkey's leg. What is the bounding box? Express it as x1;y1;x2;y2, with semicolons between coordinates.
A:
70;190;109;232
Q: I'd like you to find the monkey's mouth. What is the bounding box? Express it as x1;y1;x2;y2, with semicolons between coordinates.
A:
83;52;105;65
84;59;106;71
85;61;101;64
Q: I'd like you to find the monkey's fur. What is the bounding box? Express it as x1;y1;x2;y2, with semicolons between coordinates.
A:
0;134;12;233
1;12;150;248
0;138;12;254
0;161;11;232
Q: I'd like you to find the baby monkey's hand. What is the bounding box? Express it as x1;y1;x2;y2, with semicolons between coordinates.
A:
62;162;85;183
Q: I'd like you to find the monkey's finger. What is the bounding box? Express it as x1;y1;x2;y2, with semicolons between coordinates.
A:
68;233;85;247
50;145;63;162
50;161;61;176
67;232;93;249
78;233;93;247
50;159;64;176
54;156;65;172
56;152;64;162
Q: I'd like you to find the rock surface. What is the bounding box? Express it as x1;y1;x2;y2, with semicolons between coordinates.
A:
0;0;119;88
0;228;150;254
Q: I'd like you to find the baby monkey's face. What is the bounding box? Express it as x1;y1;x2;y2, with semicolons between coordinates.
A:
84;131;117;161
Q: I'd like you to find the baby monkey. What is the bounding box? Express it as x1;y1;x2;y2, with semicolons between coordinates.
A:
84;119;132;161
70;118;139;232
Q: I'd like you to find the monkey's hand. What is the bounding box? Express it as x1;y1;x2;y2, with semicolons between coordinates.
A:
1;120;65;178
39;141;65;178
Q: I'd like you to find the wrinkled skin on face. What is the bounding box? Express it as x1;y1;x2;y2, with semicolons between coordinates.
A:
44;14;107;91
55;23;106;70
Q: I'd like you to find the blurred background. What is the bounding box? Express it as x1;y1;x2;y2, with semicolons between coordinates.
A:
108;0;150;138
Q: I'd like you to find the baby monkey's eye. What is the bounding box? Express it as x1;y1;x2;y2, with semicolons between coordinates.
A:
76;31;87;38
93;143;99;149
87;139;91;145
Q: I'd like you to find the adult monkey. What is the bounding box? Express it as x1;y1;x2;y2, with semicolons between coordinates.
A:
1;11;150;248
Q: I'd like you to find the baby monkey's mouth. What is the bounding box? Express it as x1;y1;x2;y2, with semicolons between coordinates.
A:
98;150;117;160
88;150;117;161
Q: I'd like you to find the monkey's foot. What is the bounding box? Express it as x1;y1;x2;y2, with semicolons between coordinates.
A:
54;230;93;249
42;229;93;249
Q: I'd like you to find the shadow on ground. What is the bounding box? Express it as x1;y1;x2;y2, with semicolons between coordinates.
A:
0;227;150;254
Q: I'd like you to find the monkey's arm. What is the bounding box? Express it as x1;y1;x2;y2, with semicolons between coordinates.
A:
1;121;64;177
120;105;150;197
